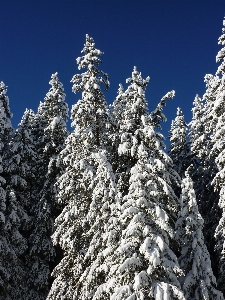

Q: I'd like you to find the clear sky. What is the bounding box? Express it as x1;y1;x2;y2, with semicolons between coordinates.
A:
1;0;225;145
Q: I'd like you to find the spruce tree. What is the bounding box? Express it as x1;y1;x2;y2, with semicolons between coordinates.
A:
111;67;150;197
5;109;36;214
87;76;185;299
48;34;111;299
0;82;9;255
108;84;126;175
175;171;224;299
97;143;184;299
0;82;28;299
3;109;38;299
74;149;119;299
189;94;220;274
168;107;190;180
27;73;69;299
0;81;13;298
208;18;225;293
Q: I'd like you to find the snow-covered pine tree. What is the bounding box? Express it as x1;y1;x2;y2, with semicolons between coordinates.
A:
168;107;190;180
0;82;10;240
189;93;220;274
111;67;150;197
88;81;185;299
47;34;112;299
3;189;28;300
108;84;126;176
189;94;206;164
73;149;120;299
2;109;38;299
0;81;13;298
209;17;225;295
75;68;151;299
26;73;69;299
175;171;224;299
5;109;36;215
0;82;28;299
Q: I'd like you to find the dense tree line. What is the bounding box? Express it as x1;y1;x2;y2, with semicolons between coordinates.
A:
1;18;225;300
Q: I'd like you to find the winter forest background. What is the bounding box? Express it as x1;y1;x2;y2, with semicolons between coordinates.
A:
1;1;225;299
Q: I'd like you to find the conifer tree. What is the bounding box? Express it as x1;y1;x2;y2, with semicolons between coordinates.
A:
95;145;184;299
0;82;11;237
211;110;225;291
48;34;111;299
108;84;126;174
168;107;190;180
74;149;120;299
85;75;185;298
189;94;210;209
6;109;36;212
79;68;152;298
0;82;28;299
175;171;224;299
189;94;220;272
3;109;37;299
27;73;69;299
208;18;225;293
0;81;13;298
111;67;150;197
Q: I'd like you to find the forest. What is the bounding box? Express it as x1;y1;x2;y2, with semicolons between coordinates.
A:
0;17;225;300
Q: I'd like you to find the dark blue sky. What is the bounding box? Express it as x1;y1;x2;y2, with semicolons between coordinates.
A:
1;0;225;144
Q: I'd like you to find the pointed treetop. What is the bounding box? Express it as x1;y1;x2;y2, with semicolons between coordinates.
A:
0;81;13;119
47;72;66;99
71;34;109;93
18;108;35;128
40;73;68;120
77;34;104;69
173;107;186;127
0;81;7;95
115;67;150;133
126;66;150;88
191;94;203;119
216;17;225;75
48;72;65;97
176;107;182;115
117;83;124;95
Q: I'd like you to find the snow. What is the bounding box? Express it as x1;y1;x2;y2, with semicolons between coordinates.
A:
118;257;141;273
4;26;225;299
153;281;169;300
111;285;133;300
133;271;149;290
155;205;168;223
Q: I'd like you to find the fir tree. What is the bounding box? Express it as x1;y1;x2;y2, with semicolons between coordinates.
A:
175;171;224;299
208;18;225;293
111;67;150;197
74;149;119;299
98;145;184;299
27;73;69;299
3;109;37;299
189;94;220;274
108;84;126;175
0;82;13;145
89;84;184;299
0;81;10;245
0;82;28;299
48;34;111;299
5;109;36;213
0;81;13;298
168;107;190;180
